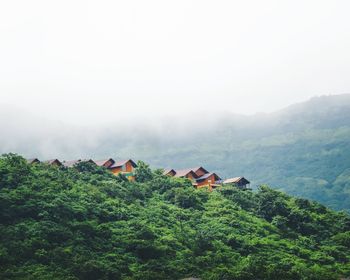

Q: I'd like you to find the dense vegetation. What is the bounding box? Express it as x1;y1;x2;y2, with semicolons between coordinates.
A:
0;154;350;279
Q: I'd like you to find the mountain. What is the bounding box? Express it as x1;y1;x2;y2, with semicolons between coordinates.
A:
145;94;350;211
0;154;349;279
1;94;350;211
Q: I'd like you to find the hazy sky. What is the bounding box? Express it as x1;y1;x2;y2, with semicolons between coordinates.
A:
1;0;350;125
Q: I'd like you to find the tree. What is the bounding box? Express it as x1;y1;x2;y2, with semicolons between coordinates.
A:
134;161;153;183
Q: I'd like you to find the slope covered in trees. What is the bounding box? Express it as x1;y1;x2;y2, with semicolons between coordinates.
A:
0;154;350;279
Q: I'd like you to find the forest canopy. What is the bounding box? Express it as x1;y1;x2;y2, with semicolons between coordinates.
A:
0;154;350;280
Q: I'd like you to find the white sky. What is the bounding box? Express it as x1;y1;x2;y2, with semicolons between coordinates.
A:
1;0;350;125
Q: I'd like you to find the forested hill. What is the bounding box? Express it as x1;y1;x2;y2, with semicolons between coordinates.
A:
1;94;350;211
106;94;350;212
1;154;350;279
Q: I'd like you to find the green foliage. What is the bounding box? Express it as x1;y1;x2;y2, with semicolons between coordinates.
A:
0;153;31;189
134;161;153;183
0;154;350;279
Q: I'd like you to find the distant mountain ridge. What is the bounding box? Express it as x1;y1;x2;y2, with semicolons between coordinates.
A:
1;94;350;210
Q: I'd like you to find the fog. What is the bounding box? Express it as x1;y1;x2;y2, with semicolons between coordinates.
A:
1;94;350;165
1;1;350;125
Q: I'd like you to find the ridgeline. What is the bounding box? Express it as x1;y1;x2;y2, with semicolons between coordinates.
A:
0;154;350;279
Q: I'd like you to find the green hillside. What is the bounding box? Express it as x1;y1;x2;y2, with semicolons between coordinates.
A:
115;94;350;212
1;154;350;279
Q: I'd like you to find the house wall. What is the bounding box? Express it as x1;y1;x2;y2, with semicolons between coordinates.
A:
52;160;62;167
125;161;134;172
166;170;176;176
110;161;135;181
185;173;196;181
196;174;216;189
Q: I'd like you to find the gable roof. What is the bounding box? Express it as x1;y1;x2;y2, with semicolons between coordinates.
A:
94;158;115;167
196;172;221;182
44;159;62;166
109;159;137;169
174;168;198;178
191;166;209;175
27;158;40;164
163;168;176;175
223;177;250;185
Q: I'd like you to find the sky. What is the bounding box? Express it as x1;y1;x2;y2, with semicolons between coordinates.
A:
1;0;350;125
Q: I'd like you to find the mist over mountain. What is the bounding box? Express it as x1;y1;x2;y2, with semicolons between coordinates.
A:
1;94;350;210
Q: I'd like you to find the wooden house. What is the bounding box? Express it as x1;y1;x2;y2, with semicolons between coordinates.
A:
94;158;115;168
169;166;210;179
163;169;176;176
166;166;217;188
44;159;63;166
223;177;250;189
196;173;222;190
27;158;40;164
108;159;137;180
190;166;209;177
173;168;198;181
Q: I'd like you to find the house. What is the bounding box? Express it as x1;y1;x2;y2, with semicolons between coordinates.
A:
190;166;209;177
173;168;198;181
196;172;222;190
94;158;115;168
223;177;250;189
166;166;216;188
27;158;40;164
163;169;176;176
165;165;250;191
108;159;137;180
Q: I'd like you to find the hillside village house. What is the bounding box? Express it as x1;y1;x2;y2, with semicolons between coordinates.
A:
28;157;249;189
223;177;250;189
165;167;222;191
163;169;176;177
196;172;222;189
164;166;250;191
94;158;115;168
173;168;198;181
92;158;138;180
191;166;209;177
108;159;137;180
27;158;40;164
33;157;137;181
